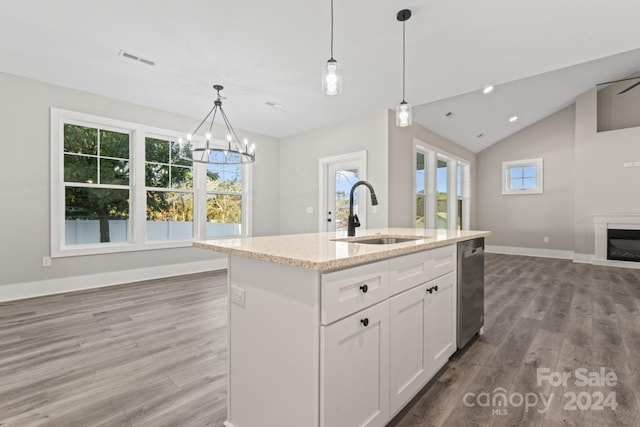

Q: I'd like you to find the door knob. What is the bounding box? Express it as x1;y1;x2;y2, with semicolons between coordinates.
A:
427;287;433;294
360;318;369;327
434;285;439;292
360;284;368;293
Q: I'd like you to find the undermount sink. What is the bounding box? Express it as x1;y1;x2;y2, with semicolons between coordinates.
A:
334;236;423;245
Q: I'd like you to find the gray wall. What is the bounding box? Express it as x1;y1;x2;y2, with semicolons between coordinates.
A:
0;72;279;286
476;106;576;251
597;73;640;132
387;110;478;229
278;110;389;234
574;87;640;256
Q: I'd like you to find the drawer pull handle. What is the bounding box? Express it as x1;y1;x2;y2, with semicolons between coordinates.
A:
427;287;433;294
360;318;369;327
360;284;368;293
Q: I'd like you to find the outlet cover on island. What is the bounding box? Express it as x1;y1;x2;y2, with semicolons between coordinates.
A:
543;236;549;243
231;285;245;307
42;256;52;267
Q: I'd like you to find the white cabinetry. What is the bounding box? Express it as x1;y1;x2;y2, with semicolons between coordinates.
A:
389;282;430;414
425;272;456;375
321;301;389;427
225;243;459;427
388;270;456;414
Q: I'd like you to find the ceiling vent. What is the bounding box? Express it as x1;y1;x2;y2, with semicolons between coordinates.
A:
118;50;156;66
265;101;285;109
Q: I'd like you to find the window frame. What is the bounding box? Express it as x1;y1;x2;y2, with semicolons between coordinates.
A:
413;140;471;231
143;132;197;243
51;108;252;258
501;158;543;195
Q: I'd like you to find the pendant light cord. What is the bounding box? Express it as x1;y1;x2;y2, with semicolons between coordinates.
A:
330;0;334;60
402;20;406;102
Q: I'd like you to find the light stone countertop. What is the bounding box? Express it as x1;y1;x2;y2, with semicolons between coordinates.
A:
195;228;491;272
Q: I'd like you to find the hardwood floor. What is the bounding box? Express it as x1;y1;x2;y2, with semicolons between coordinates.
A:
390;254;640;427
0;271;228;426
1;254;639;426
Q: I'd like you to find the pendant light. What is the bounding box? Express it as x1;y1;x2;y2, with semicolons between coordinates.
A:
322;0;342;95
396;9;412;127
179;85;255;165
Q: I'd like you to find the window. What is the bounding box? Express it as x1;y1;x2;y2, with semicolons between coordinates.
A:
62;123;132;246
414;141;470;231
145;136;194;241
436;158;448;230
502;158;543;195
51;109;251;257
206;162;243;237
415;152;425;228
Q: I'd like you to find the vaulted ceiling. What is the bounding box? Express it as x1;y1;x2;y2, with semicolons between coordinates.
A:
1;0;639;152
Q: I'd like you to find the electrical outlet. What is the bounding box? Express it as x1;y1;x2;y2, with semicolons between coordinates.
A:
306;206;313;214
42;256;52;267
624;162;634;167
231;285;245;307
543;236;549;243
635;161;640;167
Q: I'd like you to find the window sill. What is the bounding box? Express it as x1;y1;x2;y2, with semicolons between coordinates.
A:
52;240;196;258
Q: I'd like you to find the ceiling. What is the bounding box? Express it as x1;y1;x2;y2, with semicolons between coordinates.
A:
1;0;640;152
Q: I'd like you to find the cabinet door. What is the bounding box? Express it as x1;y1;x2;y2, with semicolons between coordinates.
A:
321;301;389;427
389;282;430;414
425;272;456;377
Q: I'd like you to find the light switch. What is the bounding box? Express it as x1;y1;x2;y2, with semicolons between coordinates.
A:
306;206;313;214
634;161;640;167
624;162;633;167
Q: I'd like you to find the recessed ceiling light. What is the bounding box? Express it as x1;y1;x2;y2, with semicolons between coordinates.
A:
509;115;518;123
265;101;285;109
483;85;494;94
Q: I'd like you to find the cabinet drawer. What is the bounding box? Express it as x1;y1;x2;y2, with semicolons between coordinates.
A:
389;245;455;295
321;260;389;325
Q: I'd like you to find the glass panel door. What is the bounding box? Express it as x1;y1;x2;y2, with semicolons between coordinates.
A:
328;165;360;232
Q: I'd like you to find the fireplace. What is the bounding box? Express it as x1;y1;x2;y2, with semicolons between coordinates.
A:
608;229;640;262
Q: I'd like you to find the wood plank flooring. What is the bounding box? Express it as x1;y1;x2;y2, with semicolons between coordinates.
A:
1;254;639;426
389;255;640;427
0;271;228;426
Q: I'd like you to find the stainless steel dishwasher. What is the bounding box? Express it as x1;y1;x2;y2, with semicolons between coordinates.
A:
457;238;485;349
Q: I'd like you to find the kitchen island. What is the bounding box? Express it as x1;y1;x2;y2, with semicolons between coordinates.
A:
196;228;490;427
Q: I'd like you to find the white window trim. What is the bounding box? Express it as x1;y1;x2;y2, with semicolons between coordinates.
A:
413;139;471;231
51;108;252;258
502;158;543;195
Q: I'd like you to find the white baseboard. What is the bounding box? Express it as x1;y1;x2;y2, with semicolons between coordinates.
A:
573;253;595;264
592;258;640;270
485;245;575;260
0;258;228;303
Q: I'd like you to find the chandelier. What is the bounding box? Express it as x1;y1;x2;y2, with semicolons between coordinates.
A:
180;85;255;165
